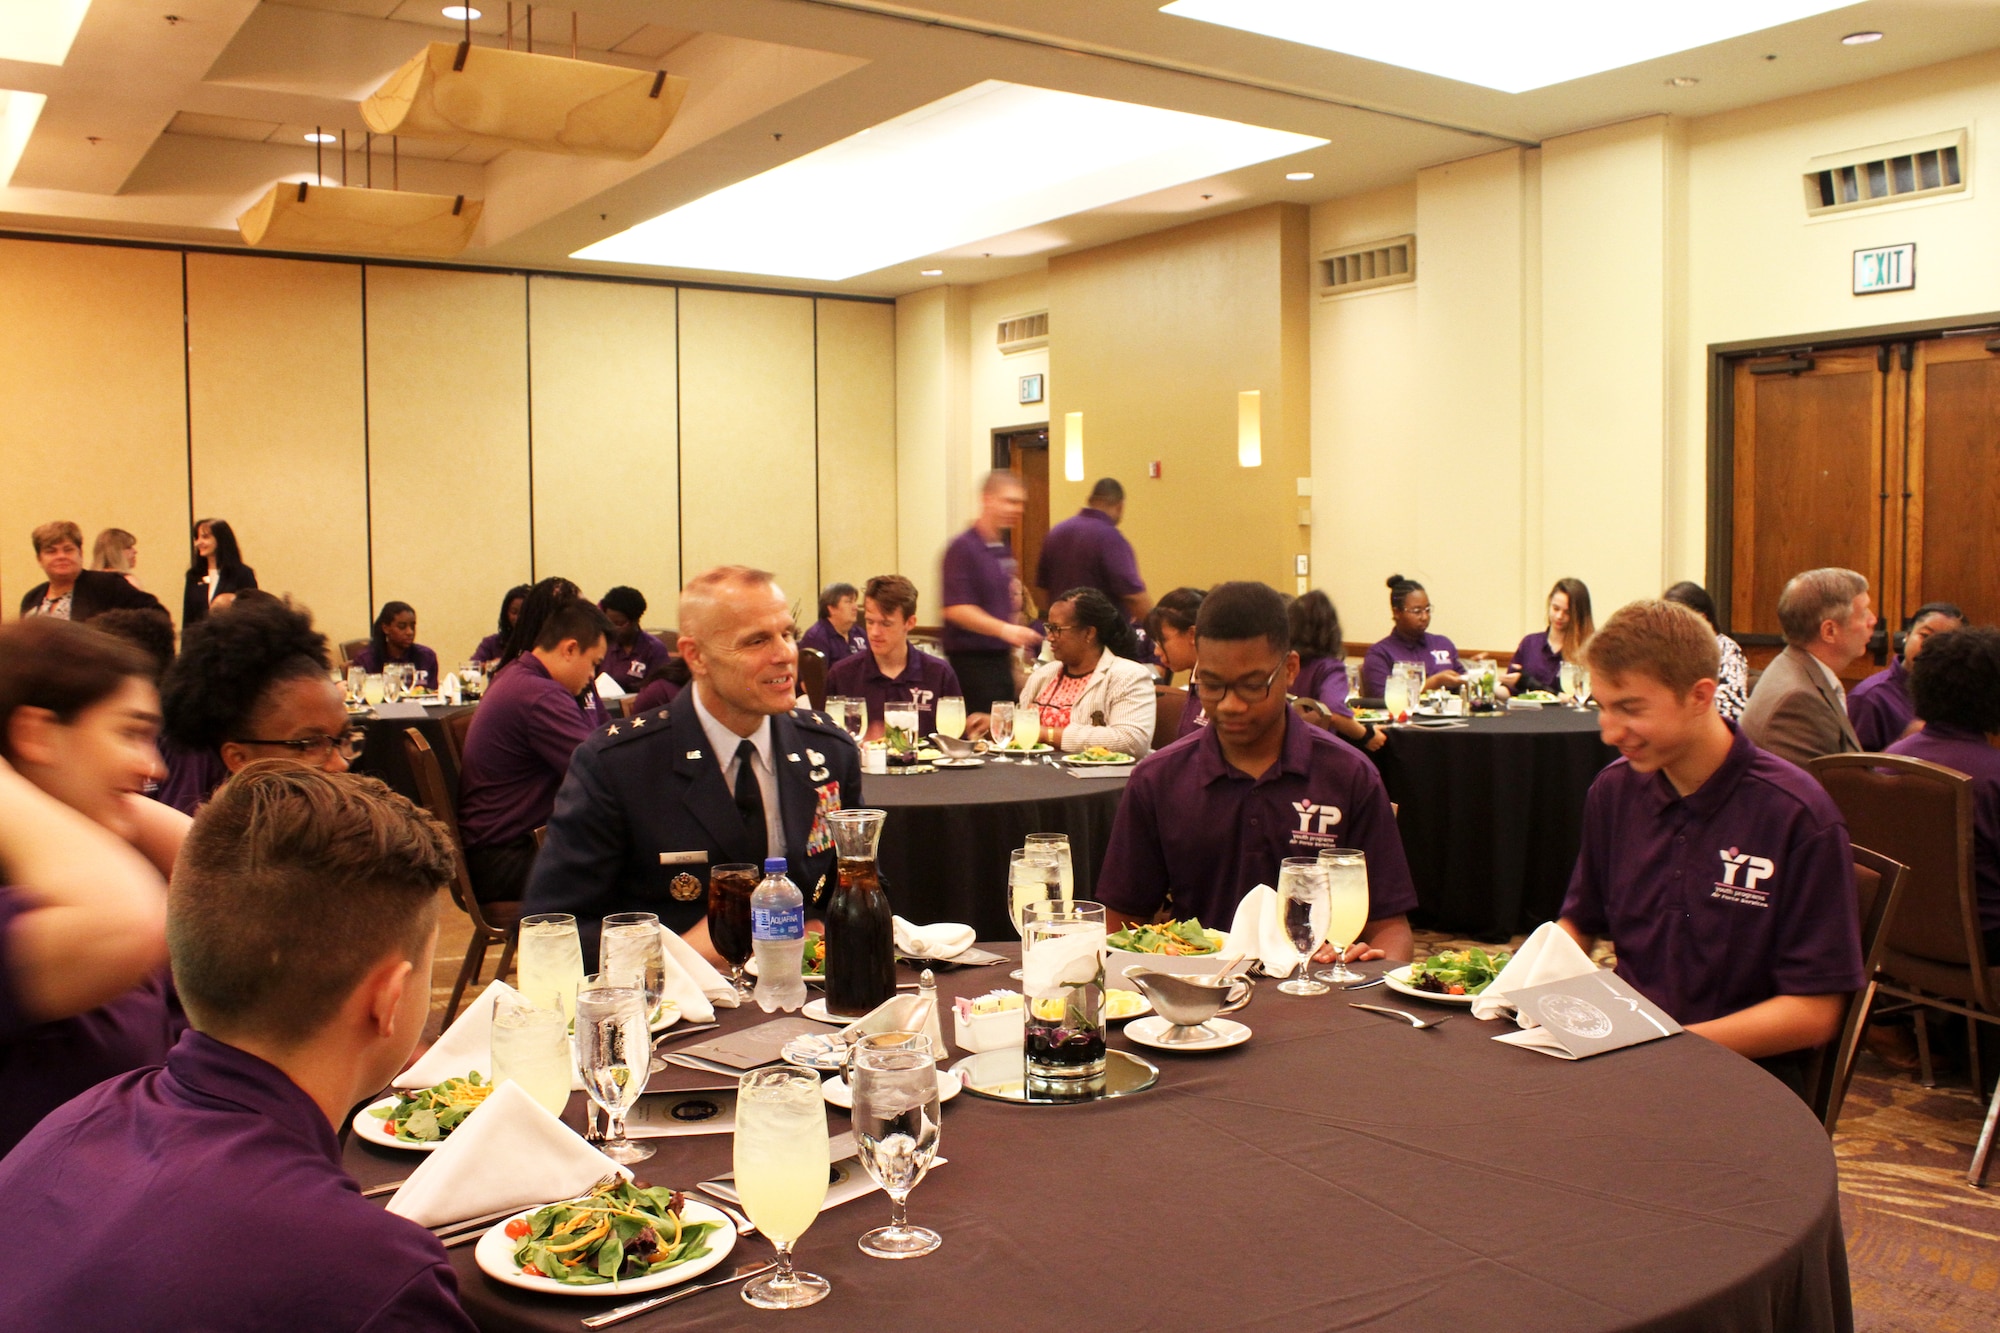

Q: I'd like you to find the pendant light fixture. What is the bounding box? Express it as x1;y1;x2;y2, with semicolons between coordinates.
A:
236;127;482;259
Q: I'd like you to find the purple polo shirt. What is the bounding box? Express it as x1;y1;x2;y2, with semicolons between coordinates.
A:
1360;631;1462;697
353;641;441;685
1561;723;1864;1028
634;675;682;713
1294;656;1353;717
0;1029;473;1329
601;630;671;695
1886;723;2000;931
1097;709;1418;930
1036;508;1145;602
472;631;505;663
801;618;867;667
458;654;592;848
0;887;183;1157
825;646;962;738
1177;682;1209;739
1848;658;1916;751
940;526;1018;654
152;738;230;815
1509;632;1567;694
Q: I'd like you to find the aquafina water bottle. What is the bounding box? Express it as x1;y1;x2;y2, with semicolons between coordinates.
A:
751;857;807;1013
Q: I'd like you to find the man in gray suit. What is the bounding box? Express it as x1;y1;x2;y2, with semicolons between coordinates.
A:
1741;568;1877;765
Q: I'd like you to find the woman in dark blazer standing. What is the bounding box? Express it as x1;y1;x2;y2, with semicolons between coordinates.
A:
180;518;256;639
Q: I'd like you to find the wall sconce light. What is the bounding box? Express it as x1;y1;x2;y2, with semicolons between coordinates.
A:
1064;410;1085;482
1237;390;1262;467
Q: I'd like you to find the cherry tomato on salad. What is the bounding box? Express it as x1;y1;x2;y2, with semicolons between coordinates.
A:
505;1218;531;1240
522;1263;543;1277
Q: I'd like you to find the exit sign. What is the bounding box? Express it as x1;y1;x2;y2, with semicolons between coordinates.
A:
1854;243;1916;295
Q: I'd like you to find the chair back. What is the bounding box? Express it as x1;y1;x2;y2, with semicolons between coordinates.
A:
339;638;367;670
1290;696;1336;732
798;646;828;711
441;707;476;767
1805;843;1909;1128
401;728;472;906
1152;685;1186;751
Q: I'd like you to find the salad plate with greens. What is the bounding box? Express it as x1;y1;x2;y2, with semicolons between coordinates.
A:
1383;948;1512;1006
475;1180;734;1295
354;1072;494;1151
1105;918;1226;956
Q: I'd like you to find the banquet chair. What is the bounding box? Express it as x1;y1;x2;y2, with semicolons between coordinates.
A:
338;638;367;670
1805;844;1908;1132
1808;753;1997;1183
441;707;476;768
798;646;828;711
1291;696;1337;732
402;727;519;1024
1151;685;1186;751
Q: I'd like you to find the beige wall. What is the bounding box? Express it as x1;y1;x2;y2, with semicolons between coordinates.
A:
815;299;899;594
894;285;971;595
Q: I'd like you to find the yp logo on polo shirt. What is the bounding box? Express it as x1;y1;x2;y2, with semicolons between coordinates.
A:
1289;800;1344;850
1713;847;1776;907
1431;651;1452;665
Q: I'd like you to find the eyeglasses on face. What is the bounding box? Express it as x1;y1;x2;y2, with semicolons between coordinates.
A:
1190;661;1283;705
231;733;356;761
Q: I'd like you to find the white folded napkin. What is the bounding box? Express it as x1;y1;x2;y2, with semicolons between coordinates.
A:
395;979;516;1089
1227;884;1298;979
837;992;936;1044
1469;921;1600;1023
893;916;974;959
657;926;738;1025
385;1080;629;1228
594;672;627;699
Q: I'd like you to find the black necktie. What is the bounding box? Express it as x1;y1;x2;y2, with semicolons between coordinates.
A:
733;739;768;863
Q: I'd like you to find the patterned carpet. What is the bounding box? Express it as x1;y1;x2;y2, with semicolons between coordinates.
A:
425;908;2000;1325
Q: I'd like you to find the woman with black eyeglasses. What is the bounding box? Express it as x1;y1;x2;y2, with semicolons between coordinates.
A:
1015;587;1157;757
155;595;351;814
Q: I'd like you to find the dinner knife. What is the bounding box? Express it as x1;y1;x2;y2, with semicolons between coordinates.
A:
580;1262;777;1328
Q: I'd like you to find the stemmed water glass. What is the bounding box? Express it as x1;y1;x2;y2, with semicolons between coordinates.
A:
827;696;867;747
1276;857;1331;996
1315;848;1370;988
851;1040;943;1259
735;1066;832;1308
1007;847;1061;980
574;970;655;1164
1022;833;1075;904
601;911;668;1072
988;702;1016;758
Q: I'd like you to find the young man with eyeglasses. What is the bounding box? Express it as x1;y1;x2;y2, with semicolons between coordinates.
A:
1095;581;1416;961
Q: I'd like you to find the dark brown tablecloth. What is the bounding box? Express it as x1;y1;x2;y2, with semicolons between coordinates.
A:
343;952;1851;1333
1372;709;1618;940
868;760;1129;939
351;703;475;804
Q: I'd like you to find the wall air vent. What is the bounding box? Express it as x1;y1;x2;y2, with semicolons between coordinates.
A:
1319;235;1414;298
1805;130;1967;216
997;310;1048;354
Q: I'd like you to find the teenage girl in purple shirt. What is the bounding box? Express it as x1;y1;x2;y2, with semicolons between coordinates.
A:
1289;591;1386;752
352;600;440;685
1360;575;1464;697
1505;577;1594;695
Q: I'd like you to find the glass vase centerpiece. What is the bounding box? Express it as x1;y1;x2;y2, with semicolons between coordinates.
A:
1021;900;1107;1091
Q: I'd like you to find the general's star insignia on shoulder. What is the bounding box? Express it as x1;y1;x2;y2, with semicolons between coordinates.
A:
607;724;620;735
631;715;646;727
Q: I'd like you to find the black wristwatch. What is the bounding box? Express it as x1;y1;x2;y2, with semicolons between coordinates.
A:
1361;722;1378;745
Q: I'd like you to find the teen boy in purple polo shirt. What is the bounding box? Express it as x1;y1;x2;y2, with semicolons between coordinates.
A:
1851;601;1963;751
825;573;962;740
0;764;474;1330
1097;581;1417;959
1036;478;1150;622
1886;625;2000;948
942;470;1042;714
1560;600;1864;1088
458;598;609;902
1360;575;1464;696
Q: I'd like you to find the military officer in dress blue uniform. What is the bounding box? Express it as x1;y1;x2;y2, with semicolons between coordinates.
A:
525;565;863;960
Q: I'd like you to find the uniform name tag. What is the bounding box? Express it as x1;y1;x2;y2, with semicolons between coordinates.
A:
659;850;710;866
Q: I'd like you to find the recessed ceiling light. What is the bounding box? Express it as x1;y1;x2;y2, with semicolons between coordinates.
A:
305;131;338;143
1842;31;1883;46
0;89;48;186
0;0;92;66
1160;0;1855;93
1285;170;1315;180
920;268;943;276
1667;76;1699;87
577;80;1327;280
442;5;482;19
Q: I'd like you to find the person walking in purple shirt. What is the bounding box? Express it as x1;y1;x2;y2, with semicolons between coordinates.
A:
1035;478;1150;623
351;599;441;686
800;581;867;668
598;585;672;694
1506;578;1593;695
1560;600;1863;1088
458;598;609;903
825;574;962;740
1851;601;1963;751
942;471;1043;714
0;619;192;1157
1360;575;1464;697
0;763;475;1330
1097;582;1417;961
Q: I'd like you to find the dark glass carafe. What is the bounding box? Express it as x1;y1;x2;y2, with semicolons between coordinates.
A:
822;809;895;1018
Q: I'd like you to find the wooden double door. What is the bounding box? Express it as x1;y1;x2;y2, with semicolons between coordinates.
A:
1728;331;2000;643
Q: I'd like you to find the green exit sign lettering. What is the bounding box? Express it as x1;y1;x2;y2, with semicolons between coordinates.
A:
1853;243;1916;295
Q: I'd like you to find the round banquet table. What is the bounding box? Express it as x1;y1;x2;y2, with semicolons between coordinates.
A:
1372;708;1617;940
867;758;1130;939
342;949;1851;1333
350;702;475;804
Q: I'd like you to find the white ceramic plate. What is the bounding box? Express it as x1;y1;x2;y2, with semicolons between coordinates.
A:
990;743;1054;754
351;1096;448;1152
475;1195;736;1296
1123;1015;1251;1052
801;997;849;1024
933;757;984;768
1102;989;1151;1022
1382;965;1480;1007
821;1069;961;1109
1063;751;1137;766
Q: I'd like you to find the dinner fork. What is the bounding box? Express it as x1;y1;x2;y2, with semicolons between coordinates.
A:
1348;1003;1452;1030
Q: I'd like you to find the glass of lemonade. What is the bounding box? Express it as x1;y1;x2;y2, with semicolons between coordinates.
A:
1007;848;1061;980
1011;703;1042;751
934;696;966;740
1022;833;1075;903
734;1066;832;1308
1316;848;1371;988
575;971;655;1164
1381;668;1408;720
515;913;586;1023
489;996;571;1118
360;672;386;707
851;1042;943;1259
601;911;668;1071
